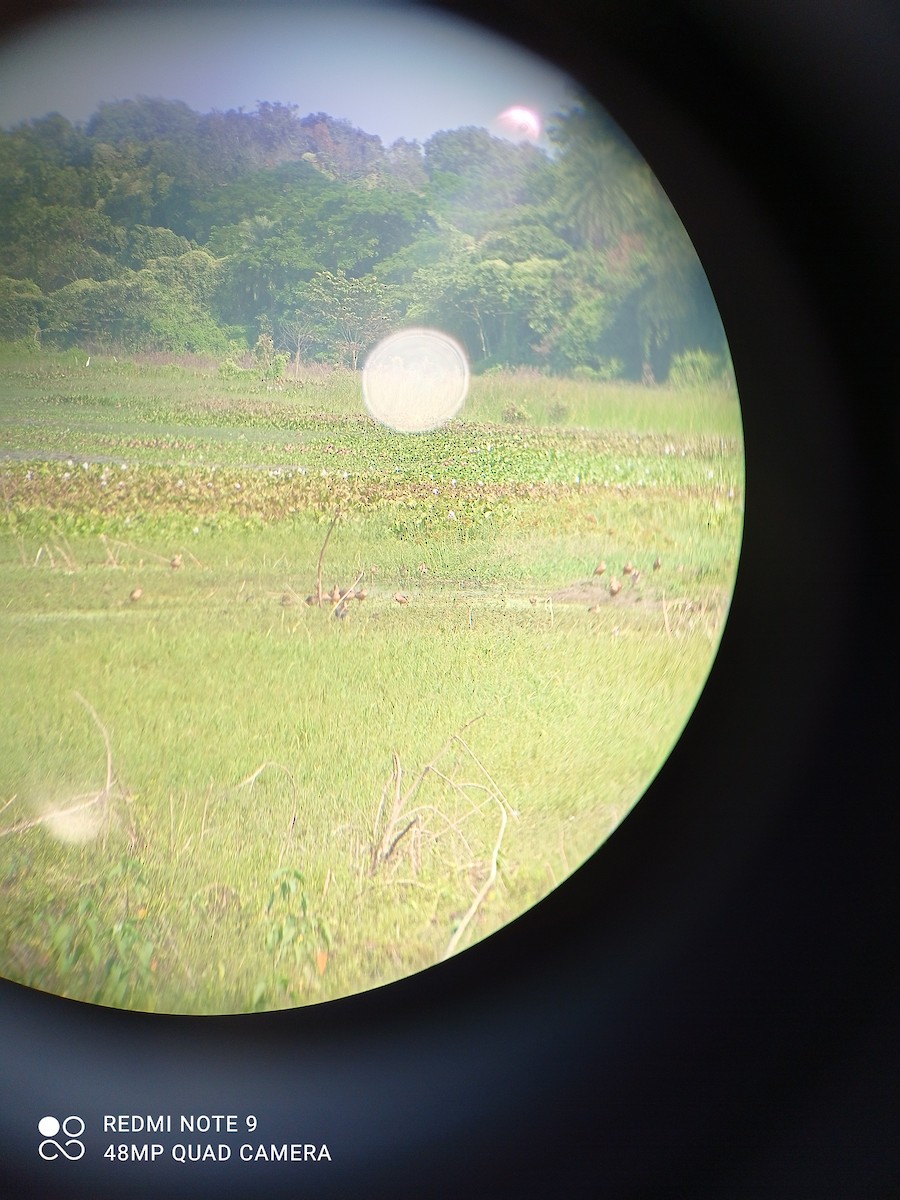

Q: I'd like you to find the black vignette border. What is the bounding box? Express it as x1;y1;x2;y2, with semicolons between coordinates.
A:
0;1;897;1197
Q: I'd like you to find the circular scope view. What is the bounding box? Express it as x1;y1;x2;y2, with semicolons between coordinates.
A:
0;2;743;1013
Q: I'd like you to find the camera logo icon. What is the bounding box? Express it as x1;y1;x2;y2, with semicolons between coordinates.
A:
38;1115;85;1160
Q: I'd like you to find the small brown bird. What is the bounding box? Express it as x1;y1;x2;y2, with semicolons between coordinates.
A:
129;587;143;602
355;589;367;602
609;578;622;597
394;592;409;606
329;585;341;603
281;592;294;607
593;561;607;577
653;556;662;571
305;594;316;606
170;554;183;570
623;560;634;576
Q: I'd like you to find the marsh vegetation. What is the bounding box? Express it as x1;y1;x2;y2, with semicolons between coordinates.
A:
0;348;742;1012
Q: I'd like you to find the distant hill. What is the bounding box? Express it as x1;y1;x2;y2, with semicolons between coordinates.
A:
0;98;725;378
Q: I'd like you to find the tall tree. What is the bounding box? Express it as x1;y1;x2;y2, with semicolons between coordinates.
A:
424;127;547;234
548;98;726;376
300;270;398;368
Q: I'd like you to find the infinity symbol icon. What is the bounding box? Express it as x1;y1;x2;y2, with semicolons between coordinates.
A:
38;1115;85;1160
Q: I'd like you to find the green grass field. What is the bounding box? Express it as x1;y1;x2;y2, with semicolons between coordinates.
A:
0;348;744;1013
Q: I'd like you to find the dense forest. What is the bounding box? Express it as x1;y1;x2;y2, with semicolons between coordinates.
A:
0;96;727;381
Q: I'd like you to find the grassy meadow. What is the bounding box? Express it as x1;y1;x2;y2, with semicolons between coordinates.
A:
0;347;744;1013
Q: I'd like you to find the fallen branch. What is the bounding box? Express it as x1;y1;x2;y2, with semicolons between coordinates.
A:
442;796;508;959
370;716;486;870
369;715;499;880
453;735;518;821
382;816;418;863
74;691;114;794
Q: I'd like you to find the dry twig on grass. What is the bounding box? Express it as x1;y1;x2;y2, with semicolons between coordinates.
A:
442;797;508;960
368;716;514;955
314;510;340;606
305;509;364;616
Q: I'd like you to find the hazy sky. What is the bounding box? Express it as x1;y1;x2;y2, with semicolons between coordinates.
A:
0;2;576;146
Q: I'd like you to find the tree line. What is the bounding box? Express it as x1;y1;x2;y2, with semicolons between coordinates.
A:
0;96;728;381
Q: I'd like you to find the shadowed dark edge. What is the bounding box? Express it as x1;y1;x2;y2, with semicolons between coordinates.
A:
0;1;897;1196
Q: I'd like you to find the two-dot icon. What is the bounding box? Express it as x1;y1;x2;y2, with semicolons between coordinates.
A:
38;1115;85;1160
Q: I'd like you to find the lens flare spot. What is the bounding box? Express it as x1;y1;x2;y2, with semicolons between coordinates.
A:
363;329;469;433
497;105;541;140
39;795;106;844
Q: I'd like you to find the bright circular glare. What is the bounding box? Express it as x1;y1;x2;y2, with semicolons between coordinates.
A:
497;105;541;139
363;329;469;432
